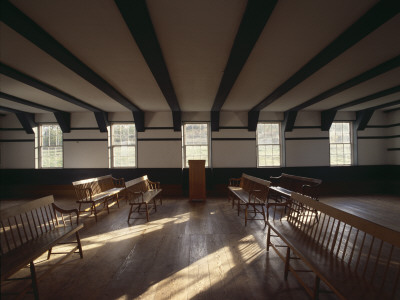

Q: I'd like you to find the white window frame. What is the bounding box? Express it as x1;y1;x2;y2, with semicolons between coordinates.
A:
256;122;282;167
182;122;211;168
34;124;63;169
329;121;352;166
108;123;137;168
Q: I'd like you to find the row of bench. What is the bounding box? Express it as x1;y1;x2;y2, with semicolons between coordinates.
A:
1;174;162;299
228;173;399;299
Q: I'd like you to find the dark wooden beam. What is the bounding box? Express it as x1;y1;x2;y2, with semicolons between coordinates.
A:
331;85;400;111
0;92;72;133
115;0;181;130
355;109;374;131
248;110;260;131
0;64;108;132
249;0;400;126
211;111;220;132
0;106;36;134
321;110;337;131
282;111;298;132
210;0;278;131
289;55;400;111
132;111;145;133
53;111;71;133
94;112;109;133
0;0;144;131
172;111;182;132
369;99;400;111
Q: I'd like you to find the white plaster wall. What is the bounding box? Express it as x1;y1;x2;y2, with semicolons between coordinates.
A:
64;141;108;168
286;140;329;167
212;140;256;167
0;142;35;168
138;141;182;168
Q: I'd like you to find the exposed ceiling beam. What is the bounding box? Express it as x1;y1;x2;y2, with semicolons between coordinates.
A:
248;0;400;129
384;106;400;113
210;0;278;131
0;0;144;131
115;0;181;131
330;85;400;111
321;110;337;131
367;99;400;111
0;105;36;134
282;111;298;132
0;63;109;132
289;55;400;111
0;92;71;132
355;109;374;131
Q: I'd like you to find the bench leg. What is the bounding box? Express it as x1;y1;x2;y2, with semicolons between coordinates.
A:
128;204;134;221
284;247;290;280
30;262;39;300
92;203;98;222
245;204;248;226
313;276;320;300
145;203;150;222
47;247;52;260
76;232;83;259
153;198;157;212
266;226;271;251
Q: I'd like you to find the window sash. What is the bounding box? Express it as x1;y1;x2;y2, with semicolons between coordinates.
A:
38;124;63;168
109;123;136;168
182;123;209;168
329;122;352;166
257;123;281;167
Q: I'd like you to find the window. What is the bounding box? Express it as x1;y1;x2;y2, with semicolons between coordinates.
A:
256;123;281;167
108;123;136;168
329;122;352;166
34;124;63;168
182;123;210;168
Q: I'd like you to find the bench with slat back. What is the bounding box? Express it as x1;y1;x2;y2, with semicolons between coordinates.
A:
72;174;125;222
266;192;400;299
126;175;162;222
269;173;322;202
0;195;84;299
228;173;271;226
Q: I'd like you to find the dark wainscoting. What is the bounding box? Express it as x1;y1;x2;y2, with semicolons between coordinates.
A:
1;165;399;199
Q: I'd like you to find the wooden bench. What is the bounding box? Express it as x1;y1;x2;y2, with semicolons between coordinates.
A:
228;173;271;226
126;175;162;222
72;174;125;222
269;173;322;203
0;195;84;299
266;192;400;299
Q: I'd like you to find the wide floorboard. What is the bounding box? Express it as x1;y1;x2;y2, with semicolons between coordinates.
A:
1;195;398;299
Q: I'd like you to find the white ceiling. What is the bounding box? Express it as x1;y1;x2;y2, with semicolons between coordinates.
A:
1;0;399;117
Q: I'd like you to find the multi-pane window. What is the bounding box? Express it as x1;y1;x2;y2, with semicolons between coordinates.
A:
329;122;352;166
34;124;63;168
108;123;136;168
182;123;210;168
257;123;281;167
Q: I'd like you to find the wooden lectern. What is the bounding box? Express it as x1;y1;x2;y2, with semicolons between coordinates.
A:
188;160;206;202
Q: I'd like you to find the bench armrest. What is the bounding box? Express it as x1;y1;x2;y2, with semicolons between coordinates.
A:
127;190;144;202
148;180;160;189
229;178;241;187
113;177;126;188
269;176;281;186
301;184;320;200
52;203;80;225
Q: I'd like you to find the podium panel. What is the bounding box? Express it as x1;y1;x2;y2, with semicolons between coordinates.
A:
188;160;206;201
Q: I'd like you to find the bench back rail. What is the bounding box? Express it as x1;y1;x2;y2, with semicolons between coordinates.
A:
0;196;78;254
270;173;322;199
72;175;125;202
268;193;400;299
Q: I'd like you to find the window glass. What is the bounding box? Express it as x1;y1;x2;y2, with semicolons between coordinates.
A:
109;123;136;168
257;123;281;167
183;123;209;167
329;122;352;166
35;124;63;168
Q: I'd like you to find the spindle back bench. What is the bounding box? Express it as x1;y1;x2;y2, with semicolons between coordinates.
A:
0;195;84;299
266;192;400;299
72;174;125;222
228;173;271;226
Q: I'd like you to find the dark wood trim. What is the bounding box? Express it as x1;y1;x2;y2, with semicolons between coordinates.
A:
292;126;321;129
248;110;260;131
0;106;36;134
0;139;35;142
332;85;400;110
115;0;181;131
218;126;249;130
362;99;400;111
285;137;329;141
94;111;109;133
145;127;175;130
289;55;400;111
211;0;278;131
249;1;399;127
70;127;102;131
387;148;400;151
366;123;400;128
137;138;181;141
384;106;400;113
358;135;400;139
212;138;256;141
0;92;55;112
0;128;25;131
63;139;108;142
0;1;142;115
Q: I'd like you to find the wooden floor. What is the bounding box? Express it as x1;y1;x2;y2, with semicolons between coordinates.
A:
1;195;399;300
